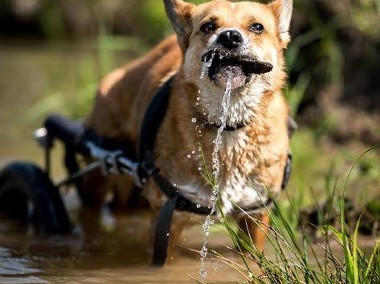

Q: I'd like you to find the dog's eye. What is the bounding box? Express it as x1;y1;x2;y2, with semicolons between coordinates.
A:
250;23;264;34
200;22;217;34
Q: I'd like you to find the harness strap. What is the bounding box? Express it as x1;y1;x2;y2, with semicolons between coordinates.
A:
152;170;212;215
138;77;174;180
152;196;178;266
207;121;246;131
138;76;213;216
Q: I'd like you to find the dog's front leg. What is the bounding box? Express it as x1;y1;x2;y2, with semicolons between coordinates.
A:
238;211;270;252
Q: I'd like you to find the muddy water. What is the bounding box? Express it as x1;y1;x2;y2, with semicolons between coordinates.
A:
0;41;248;283
0;210;247;283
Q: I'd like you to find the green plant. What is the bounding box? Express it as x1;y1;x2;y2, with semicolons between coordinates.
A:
203;147;380;284
212;197;379;283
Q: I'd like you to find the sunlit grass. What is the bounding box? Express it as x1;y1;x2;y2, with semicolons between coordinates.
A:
202;145;380;284
213;199;379;284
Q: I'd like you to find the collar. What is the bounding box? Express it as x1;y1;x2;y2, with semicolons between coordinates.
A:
194;112;247;131
207;121;246;131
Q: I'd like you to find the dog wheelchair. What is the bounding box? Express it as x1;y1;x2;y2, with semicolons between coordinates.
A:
0;114;164;264
0;113;140;233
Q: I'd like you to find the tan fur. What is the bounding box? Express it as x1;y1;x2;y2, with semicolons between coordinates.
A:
84;0;293;263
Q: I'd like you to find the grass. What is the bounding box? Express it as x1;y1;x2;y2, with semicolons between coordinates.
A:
210;201;379;283
199;145;380;284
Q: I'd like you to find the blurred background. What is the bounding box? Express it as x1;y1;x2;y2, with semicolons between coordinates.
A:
0;0;379;210
0;2;378;282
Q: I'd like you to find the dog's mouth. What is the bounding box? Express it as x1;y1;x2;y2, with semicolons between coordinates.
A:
201;50;273;89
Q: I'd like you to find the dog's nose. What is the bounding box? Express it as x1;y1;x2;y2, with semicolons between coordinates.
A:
216;30;244;50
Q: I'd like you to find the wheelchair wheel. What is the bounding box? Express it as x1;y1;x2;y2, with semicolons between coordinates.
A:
0;162;72;234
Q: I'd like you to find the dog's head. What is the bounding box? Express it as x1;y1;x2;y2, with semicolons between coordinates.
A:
164;0;293;125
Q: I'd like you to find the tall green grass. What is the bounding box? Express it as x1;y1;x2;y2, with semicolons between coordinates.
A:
205;147;380;284
214;199;379;284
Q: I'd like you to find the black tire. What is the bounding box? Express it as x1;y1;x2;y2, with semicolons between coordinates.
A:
0;162;72;234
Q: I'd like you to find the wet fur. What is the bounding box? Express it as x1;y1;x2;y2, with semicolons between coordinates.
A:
84;0;293;262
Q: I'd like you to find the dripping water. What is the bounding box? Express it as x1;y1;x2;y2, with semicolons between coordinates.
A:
200;52;215;79
199;73;233;280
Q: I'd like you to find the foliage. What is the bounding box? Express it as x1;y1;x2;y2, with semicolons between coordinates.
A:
211;167;380;283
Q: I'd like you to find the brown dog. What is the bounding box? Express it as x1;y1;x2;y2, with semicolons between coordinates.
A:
84;0;293;263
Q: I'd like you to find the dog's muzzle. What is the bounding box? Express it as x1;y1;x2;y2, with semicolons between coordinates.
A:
201;50;273;89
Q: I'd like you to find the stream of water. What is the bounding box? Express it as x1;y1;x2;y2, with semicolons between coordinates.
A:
198;54;233;280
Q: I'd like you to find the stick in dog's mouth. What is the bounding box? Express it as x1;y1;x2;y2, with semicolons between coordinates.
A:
201;50;273;89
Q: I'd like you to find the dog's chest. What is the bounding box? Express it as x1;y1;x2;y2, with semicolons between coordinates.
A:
177;130;269;214
218;130;269;213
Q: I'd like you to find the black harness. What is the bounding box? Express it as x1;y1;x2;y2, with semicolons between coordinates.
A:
137;76;213;265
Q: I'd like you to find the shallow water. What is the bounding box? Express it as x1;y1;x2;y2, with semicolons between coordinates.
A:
1;207;376;284
0;210;247;283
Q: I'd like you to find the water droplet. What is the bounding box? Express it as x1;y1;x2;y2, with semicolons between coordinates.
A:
166;233;170;237
191;150;196;155
173;183;177;187
200;52;215;79
191;118;197;123
198;167;202;171
187;154;191;158
206;53;215;67
196;204;201;208
197;97;201;101
200;63;207;79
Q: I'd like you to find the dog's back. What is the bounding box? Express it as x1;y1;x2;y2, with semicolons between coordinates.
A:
86;35;181;144
83;35;181;209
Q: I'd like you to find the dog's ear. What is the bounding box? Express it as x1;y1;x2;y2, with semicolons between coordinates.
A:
271;0;293;48
163;0;194;49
